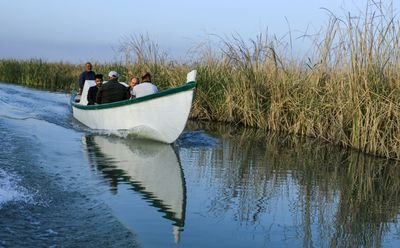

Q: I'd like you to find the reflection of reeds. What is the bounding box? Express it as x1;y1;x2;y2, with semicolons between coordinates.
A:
331;152;400;247
1;2;400;159
184;121;400;247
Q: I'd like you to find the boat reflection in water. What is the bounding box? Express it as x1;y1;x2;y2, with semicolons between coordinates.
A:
83;135;186;243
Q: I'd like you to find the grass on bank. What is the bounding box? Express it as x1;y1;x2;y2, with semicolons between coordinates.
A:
1;1;400;159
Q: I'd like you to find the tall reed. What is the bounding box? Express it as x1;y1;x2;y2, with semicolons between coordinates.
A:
191;1;400;159
0;59;78;91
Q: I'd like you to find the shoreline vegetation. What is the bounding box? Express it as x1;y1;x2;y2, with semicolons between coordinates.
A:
1;2;400;160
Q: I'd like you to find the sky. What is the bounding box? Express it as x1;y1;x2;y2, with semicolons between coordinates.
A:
0;0;399;64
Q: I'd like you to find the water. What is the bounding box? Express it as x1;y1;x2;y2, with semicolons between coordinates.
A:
0;82;399;248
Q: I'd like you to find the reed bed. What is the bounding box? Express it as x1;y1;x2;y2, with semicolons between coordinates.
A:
0;59;130;92
1;1;400;159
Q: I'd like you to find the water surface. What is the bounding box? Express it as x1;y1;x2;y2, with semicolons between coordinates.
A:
0;82;399;247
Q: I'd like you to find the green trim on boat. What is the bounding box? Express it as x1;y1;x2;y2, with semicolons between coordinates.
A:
71;81;196;110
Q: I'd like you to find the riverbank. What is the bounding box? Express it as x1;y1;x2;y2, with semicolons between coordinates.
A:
1;4;400;159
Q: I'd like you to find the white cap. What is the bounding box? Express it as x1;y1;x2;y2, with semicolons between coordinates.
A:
108;71;119;78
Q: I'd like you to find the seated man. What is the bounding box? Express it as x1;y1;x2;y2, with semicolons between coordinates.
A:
96;71;130;104
132;72;158;98
128;76;140;99
87;74;103;105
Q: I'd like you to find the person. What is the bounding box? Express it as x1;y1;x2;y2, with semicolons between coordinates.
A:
78;62;96;95
132;72;158;98
87;74;103;105
128;76;140;99
96;71;130;104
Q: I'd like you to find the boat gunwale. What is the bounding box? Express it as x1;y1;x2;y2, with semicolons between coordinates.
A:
71;81;196;110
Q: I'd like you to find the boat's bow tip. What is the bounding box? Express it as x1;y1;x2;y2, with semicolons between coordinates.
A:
186;70;197;83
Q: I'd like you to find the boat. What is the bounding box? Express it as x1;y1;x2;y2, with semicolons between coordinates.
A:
70;70;197;143
83;135;186;243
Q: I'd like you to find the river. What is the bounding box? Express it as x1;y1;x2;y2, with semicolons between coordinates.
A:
0;82;399;248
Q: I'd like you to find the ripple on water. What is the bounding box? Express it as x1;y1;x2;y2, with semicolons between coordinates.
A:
176;129;220;148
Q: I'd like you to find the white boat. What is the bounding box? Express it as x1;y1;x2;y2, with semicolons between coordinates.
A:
71;70;197;143
83;135;186;243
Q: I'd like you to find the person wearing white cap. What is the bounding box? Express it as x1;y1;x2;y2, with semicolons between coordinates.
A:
108;71;119;78
96;71;129;104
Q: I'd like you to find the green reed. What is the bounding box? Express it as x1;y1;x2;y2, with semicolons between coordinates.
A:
0;59;79;91
1;1;400;159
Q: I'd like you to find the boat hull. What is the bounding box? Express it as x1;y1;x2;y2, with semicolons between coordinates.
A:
71;82;196;143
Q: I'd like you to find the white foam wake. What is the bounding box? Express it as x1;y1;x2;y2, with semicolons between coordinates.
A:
0;169;34;208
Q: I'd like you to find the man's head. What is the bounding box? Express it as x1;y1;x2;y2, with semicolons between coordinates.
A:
130;76;140;87
141;72;151;82
95;74;103;86
85;62;93;72
108;71;119;80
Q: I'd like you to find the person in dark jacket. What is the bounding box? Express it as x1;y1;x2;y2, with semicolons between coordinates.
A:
78;62;96;95
87;74;103;105
96;71;130;104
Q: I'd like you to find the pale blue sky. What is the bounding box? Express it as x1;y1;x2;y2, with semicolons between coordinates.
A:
0;0;398;63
